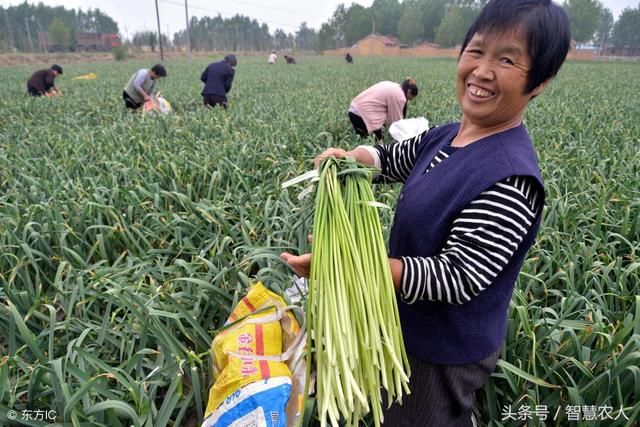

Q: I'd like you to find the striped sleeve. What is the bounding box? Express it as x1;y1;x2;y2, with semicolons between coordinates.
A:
399;176;542;305
372;129;430;183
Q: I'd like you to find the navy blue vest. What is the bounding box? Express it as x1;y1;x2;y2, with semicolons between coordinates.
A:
388;122;545;364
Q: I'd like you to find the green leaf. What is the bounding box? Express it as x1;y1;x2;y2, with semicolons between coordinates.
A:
496;359;560;389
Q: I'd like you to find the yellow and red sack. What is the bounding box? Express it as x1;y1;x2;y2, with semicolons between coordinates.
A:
202;282;306;427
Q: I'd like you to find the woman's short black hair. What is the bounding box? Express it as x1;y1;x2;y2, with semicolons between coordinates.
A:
51;64;63;74
151;64;167;77
459;0;571;93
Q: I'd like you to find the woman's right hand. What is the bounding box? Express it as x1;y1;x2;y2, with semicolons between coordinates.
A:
314;147;375;169
314;148;349;169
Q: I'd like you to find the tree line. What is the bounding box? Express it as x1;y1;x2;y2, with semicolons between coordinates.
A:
312;0;638;51
125;0;640;55
0;3;118;52
0;1;638;54
136;16;317;53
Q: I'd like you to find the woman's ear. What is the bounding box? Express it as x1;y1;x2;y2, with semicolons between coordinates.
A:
530;79;550;98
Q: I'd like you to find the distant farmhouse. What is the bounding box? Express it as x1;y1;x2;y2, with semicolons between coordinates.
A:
354;34;405;56
325;33;606;60
323;33;459;58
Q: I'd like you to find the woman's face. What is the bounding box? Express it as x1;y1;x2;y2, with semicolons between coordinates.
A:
456;28;544;129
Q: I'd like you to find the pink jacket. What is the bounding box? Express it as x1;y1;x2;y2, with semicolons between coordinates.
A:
349;81;406;133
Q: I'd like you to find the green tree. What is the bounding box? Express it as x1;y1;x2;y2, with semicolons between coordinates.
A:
258;23;272;51
398;1;424;44
371;0;403;37
165;13;276;52
435;5;467;48
274;28;289;50
318;22;336;50
594;7;613;52
421;0;448;42
397;0;450;45
0;6;15;51
148;32;157;52
330;4;348;48
563;0;603;44
611;5;640;51
48;16;72;51
132;31;157;51
345;4;372;45
92;9;119;33
296;22;318;51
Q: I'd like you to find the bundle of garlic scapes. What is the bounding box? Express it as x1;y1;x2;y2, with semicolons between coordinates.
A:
307;157;410;427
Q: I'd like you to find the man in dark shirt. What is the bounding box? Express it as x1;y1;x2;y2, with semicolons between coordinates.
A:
200;54;237;109
284;55;296;64
27;64;63;97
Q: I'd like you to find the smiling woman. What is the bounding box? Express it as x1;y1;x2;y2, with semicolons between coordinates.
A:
281;0;572;425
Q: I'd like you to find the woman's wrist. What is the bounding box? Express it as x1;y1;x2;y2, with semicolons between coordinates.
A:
350;146;377;167
389;257;403;292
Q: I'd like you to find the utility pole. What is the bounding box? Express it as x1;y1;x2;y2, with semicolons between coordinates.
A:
24;15;34;51
184;0;191;56
154;0;164;60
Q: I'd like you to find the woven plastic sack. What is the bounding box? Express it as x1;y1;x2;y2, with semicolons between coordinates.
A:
155;96;172;113
389;117;430;142
202;282;307;427
143;95;172;114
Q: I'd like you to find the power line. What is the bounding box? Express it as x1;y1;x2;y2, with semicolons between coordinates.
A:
159;0;298;30
158;0;309;31
206;0;327;19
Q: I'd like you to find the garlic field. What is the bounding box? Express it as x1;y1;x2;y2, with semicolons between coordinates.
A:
0;56;638;426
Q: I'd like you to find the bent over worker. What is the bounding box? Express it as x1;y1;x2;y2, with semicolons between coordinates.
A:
200;54;237;109
27;64;63;97
122;64;167;110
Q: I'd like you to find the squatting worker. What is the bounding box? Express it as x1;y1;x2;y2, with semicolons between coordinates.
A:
348;78;418;140
122;64;167;110
281;0;570;425
27;64;63;97
201;54;237;109
268;50;277;64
